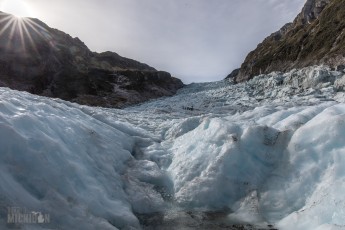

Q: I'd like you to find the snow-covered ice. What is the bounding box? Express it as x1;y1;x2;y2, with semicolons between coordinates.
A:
1;66;345;229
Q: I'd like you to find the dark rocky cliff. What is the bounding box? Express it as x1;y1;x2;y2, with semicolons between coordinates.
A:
230;0;345;82
0;12;184;107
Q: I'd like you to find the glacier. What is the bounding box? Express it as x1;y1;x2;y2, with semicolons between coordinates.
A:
1;66;345;229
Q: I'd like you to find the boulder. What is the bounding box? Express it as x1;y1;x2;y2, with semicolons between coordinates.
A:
334;75;345;92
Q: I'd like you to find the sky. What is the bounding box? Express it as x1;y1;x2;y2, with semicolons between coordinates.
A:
0;0;305;83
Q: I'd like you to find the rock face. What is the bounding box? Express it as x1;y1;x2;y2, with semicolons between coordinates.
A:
225;68;240;80
0;12;184;107
232;0;345;82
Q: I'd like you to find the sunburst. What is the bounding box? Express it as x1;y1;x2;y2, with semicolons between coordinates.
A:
0;12;56;54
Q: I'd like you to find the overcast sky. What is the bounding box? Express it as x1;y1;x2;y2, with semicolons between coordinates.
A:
0;0;305;83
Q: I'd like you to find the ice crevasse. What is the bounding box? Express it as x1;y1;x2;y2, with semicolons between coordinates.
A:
167;103;345;229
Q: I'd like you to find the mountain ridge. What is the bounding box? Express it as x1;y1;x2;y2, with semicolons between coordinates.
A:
0;11;184;108
229;0;345;82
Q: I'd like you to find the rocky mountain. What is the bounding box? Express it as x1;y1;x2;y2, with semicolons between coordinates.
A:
0;12;184;108
230;0;345;82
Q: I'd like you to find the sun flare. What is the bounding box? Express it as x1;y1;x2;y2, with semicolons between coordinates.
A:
1;0;34;18
0;12;53;54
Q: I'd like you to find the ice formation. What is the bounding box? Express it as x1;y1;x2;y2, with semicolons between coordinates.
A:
0;66;345;229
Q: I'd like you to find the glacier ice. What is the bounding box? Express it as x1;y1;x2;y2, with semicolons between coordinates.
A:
0;66;345;229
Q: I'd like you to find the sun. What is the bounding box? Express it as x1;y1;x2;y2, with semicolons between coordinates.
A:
1;0;34;18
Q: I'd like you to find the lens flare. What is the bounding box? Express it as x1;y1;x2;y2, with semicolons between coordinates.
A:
0;12;54;54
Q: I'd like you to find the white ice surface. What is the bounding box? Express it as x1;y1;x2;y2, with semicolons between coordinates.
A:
1;66;345;229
